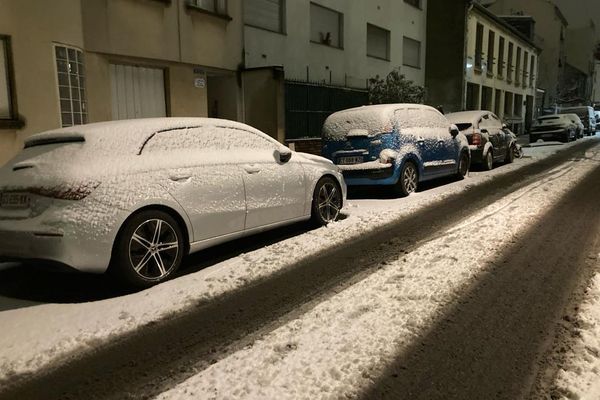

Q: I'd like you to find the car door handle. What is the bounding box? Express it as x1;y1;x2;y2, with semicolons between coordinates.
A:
169;174;191;182
243;165;261;174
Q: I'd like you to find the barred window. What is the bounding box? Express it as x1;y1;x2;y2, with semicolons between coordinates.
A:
54;45;87;127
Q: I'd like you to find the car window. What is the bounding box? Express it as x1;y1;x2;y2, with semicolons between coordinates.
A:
480;114;498;129
143;126;277;153
395;108;447;130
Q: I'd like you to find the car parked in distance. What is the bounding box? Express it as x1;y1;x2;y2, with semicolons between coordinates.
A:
595;111;600;133
529;115;577;143
559;106;596;135
321;104;470;196
562;114;584;139
445;110;516;170
0;118;346;288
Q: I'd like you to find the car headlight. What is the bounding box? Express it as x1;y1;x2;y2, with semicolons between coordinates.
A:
379;149;398;164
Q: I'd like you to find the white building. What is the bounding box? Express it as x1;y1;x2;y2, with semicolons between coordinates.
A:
426;1;539;134
241;0;428;146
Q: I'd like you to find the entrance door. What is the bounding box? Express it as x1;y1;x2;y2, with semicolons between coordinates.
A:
110;64;166;120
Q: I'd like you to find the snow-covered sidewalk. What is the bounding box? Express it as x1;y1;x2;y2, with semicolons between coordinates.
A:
0;139;594;389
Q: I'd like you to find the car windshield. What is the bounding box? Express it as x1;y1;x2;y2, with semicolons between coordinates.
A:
455;123;472;131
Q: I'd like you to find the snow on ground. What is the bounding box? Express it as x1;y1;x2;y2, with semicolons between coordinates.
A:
155;146;600;399
0;138;593;387
538;259;600;400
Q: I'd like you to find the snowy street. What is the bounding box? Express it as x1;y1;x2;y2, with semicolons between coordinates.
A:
1;137;599;399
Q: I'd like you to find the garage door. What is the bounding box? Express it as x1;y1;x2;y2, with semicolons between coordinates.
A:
110;64;166;120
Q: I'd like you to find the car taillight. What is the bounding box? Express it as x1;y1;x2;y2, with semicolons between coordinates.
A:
472;130;482;146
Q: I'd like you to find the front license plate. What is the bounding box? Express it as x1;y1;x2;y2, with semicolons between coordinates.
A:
338;156;363;165
0;193;30;209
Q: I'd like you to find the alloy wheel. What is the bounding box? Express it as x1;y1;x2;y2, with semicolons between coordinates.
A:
128;219;179;280
403;163;418;193
317;182;341;223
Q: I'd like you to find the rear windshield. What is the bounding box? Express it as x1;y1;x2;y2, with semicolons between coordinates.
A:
323;110;393;140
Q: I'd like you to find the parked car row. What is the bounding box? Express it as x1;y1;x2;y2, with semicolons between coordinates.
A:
0;106;521;288
532;106;599;143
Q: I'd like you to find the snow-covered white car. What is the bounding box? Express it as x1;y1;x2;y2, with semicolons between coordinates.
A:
0;118;346;287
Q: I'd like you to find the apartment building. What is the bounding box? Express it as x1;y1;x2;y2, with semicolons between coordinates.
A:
426;1;539;133
242;0;428;146
0;0;243;166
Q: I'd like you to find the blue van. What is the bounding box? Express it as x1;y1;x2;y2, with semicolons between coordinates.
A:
321;104;470;196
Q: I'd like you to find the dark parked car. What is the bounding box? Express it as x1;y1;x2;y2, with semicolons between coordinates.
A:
530;115;577;143
446;111;516;170
559;106;596;135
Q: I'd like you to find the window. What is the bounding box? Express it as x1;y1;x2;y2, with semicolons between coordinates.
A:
529;54;536;87
367;24;390;61
466;83;480;110
244;0;285;33
522;50;528;87
475;23;484;70
497;37;505;78
404;0;421;9
187;0;227;15
514;94;523;116
0;35;20;127
487;30;495;75
481;86;493;111
504;92;513;116
494;89;502;115
310;3;343;48
143;127;276;153
515;47;521;85
403;37;421;69
54;45;87;128
507;42;514;82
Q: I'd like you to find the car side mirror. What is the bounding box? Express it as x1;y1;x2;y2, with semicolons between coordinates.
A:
502;123;508;129
449;125;460;137
277;148;292;163
480;128;489;135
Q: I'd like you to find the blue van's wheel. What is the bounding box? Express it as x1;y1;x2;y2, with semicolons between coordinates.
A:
395;161;418;196
457;151;470;177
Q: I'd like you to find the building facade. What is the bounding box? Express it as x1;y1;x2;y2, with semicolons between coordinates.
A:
242;0;428;144
426;1;539;133
0;0;244;166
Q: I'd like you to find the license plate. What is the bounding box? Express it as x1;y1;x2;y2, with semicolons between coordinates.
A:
0;193;30;209
338;156;363;165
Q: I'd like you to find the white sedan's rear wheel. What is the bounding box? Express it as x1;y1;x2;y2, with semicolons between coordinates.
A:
112;210;184;288
311;177;342;226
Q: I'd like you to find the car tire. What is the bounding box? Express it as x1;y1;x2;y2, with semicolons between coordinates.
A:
505;145;515;164
562;132;569;143
456;151;469;178
483;150;494;171
394;161;418;197
311;176;342;226
110;210;184;288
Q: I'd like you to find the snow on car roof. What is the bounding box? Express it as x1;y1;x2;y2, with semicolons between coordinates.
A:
445;111;490;125
24;118;268;153
323;104;439;140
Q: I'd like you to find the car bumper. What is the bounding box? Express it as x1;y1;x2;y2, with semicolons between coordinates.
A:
468;146;484;163
0;199;126;274
341;163;400;186
530;128;569;141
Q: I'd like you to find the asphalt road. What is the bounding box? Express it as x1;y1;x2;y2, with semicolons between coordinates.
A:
1;139;599;400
